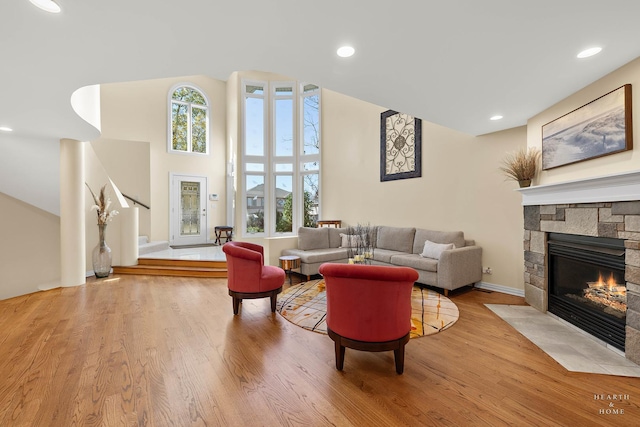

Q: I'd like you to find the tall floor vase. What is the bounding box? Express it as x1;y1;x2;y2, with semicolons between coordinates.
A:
92;224;112;278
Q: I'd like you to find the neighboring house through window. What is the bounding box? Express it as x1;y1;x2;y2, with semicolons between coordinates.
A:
168;84;209;154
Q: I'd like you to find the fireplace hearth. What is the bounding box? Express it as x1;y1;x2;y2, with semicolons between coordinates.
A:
548;233;626;351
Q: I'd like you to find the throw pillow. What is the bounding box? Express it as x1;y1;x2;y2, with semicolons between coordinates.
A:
420;240;455;259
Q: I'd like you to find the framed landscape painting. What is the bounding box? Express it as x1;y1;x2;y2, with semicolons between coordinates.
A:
380;110;422;181
542;84;632;170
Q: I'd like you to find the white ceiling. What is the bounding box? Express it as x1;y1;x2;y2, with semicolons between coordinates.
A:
2;0;640;141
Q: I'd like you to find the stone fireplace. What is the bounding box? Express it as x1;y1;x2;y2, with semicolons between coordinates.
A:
519;171;640;364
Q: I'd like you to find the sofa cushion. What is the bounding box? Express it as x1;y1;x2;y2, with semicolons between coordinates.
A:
281;248;348;264
297;227;330;250
413;229;465;254
390;253;438;273
372;248;406;264
420;240;455;260
376;226;415;253
328;228;347;248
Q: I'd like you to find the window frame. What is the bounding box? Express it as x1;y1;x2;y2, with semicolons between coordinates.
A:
240;79;321;238
167;83;210;155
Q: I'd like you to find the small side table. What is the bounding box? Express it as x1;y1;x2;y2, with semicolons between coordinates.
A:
214;226;233;245
317;220;342;228
279;255;301;285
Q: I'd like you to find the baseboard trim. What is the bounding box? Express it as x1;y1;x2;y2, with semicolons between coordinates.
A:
475;281;525;297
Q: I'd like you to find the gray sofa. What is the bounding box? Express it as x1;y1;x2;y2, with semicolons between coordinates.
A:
281;226;482;295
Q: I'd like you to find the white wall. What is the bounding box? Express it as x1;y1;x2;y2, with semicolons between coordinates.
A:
0;134;60;215
91;138;151;239
0;192;61;299
321;89;527;291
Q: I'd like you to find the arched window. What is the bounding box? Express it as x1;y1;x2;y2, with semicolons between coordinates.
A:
169;85;209;154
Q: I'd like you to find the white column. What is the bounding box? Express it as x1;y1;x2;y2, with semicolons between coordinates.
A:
60;138;86;287
120;207;139;266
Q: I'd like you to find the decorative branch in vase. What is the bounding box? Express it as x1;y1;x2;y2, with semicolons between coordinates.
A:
346;223;375;264
86;183;119;278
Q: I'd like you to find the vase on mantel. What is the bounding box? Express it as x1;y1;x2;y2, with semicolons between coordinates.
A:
92;224;112;278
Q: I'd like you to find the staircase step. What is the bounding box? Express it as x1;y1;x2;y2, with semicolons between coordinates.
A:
113;258;227;278
137;258;225;268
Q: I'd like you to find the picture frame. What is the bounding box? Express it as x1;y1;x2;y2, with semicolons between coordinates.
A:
380;110;422;181
542;84;632;170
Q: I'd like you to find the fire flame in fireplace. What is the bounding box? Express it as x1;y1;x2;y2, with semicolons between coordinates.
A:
584;272;627;314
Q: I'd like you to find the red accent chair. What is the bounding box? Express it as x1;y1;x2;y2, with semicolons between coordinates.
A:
318;263;419;374
222;241;285;315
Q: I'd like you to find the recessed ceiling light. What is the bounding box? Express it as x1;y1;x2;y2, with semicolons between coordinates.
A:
337;46;355;58
490;115;503;121
0;126;13;132
577;47;602;59
29;0;61;14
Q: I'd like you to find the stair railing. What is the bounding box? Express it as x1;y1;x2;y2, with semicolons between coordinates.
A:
122;194;150;210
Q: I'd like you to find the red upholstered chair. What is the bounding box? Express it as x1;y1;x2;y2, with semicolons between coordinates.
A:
222;241;285;315
318;263;419;374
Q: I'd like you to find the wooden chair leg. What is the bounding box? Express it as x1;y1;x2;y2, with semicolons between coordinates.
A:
335;340;345;371
394;343;406;375
444;289;449;297
232;297;241;315
270;291;278;312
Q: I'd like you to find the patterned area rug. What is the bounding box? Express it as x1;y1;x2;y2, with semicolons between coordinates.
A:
276;279;459;338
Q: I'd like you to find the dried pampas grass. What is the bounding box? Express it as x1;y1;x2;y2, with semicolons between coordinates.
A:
86;183;119;225
500;147;541;183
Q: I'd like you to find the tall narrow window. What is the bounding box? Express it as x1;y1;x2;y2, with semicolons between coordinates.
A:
241;80;321;237
169;85;209;154
301;84;321;227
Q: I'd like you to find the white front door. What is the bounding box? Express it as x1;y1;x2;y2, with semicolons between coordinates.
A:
170;174;208;246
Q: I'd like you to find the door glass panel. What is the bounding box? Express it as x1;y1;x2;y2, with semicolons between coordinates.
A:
180;181;200;235
275;175;293;233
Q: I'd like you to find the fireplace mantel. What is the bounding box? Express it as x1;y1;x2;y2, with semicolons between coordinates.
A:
517;170;640;206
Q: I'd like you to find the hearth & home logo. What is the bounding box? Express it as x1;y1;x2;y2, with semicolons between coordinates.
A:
594;393;630;415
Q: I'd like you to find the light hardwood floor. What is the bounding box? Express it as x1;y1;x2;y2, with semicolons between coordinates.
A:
0;274;639;426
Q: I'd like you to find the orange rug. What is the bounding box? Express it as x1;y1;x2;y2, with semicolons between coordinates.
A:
276;279;459;338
